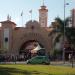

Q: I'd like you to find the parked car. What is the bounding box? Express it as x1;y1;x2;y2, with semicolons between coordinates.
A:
27;55;50;65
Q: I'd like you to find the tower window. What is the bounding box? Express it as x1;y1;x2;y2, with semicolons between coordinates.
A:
31;26;34;30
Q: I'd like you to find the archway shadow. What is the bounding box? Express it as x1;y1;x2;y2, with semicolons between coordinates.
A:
0;66;52;75
0;66;31;75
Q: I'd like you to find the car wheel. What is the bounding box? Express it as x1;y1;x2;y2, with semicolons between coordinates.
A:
43;62;50;65
42;62;46;65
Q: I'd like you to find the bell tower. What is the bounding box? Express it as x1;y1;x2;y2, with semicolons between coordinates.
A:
39;0;48;27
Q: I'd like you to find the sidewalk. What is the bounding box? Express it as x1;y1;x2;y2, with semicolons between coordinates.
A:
50;61;75;67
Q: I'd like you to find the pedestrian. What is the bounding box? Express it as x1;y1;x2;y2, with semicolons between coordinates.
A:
68;54;72;62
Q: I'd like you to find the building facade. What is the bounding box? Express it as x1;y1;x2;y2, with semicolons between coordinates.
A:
0;5;53;61
69;9;75;28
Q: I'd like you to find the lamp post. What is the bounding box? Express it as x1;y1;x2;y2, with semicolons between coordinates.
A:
63;0;66;64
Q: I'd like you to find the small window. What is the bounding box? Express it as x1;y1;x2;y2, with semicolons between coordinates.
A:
5;37;8;42
31;26;34;30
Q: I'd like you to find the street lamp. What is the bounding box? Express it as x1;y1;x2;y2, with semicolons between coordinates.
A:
63;0;66;64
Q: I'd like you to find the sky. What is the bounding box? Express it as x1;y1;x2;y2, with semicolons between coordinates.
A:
0;0;75;27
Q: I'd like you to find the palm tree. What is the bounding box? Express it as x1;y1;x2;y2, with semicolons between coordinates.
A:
49;16;75;60
50;17;70;61
54;17;75;47
53;17;70;46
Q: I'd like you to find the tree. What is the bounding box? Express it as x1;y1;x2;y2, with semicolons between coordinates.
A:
66;27;75;47
49;17;70;60
50;17;75;61
53;17;69;46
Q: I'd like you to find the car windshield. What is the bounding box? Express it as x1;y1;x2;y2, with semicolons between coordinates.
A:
36;57;43;59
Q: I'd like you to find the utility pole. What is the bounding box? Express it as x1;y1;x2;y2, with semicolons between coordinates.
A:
63;0;66;64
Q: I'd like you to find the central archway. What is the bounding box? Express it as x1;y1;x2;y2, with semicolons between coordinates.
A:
13;32;51;61
19;40;45;61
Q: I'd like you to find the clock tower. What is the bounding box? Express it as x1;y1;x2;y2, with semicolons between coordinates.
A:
39;3;48;27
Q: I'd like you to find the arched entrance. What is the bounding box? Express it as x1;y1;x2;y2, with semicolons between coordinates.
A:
19;40;45;61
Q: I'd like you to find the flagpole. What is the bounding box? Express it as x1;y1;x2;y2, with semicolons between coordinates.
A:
29;10;32;21
22;15;23;27
21;11;23;27
31;11;32;21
